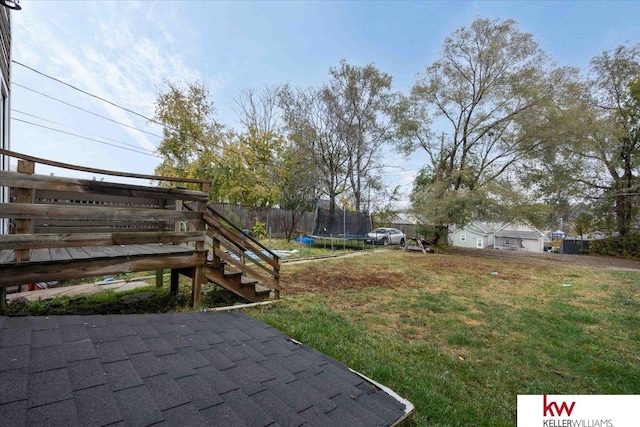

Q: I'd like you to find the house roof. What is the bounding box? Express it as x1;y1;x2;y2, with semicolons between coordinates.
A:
390;213;417;225
495;219;545;238
455;222;492;236
494;230;544;240
0;311;410;426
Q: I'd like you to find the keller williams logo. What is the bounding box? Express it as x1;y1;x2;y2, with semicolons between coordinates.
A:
543;395;576;417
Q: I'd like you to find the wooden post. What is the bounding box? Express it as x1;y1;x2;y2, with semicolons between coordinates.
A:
191;266;204;307
174;199;184;234
12;160;35;297
191;199;206;308
211;238;221;268
156;197;167;287
155;269;164;288
14;160;35;264
170;269;179;295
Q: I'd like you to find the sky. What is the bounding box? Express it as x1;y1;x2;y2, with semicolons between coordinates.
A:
7;0;640;207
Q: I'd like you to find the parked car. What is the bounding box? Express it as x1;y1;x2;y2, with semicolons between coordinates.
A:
366;227;405;245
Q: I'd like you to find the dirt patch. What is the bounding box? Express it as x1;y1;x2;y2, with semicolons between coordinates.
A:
284;262;408;295
280;247;640;299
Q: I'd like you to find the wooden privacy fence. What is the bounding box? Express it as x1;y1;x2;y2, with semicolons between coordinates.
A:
209;202;316;236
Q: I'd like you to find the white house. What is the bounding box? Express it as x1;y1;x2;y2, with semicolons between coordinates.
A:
493;220;546;253
451;222;496;249
0;6;11;235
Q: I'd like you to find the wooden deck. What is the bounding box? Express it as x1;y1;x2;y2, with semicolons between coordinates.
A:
0;149;281;307
0;149;210;306
0;244;204;287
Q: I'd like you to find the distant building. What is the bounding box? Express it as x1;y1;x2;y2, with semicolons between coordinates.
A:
452;220;546;253
0;6;11;235
390;213;417;237
493;220;546;253
451;221;498;249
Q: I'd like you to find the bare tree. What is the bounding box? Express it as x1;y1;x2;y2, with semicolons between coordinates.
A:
279;85;348;211
323;60;396;211
234;85;284;136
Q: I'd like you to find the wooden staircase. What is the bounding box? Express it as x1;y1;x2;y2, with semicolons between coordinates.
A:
201;206;281;303
204;264;272;302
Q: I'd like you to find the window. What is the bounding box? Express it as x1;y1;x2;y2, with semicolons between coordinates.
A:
0;88;5;235
460;234;466;242
477;238;483;248
504;240;510;247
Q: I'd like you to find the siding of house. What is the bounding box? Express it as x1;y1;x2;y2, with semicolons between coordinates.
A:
494;221;545;253
0;8;9;235
451;228;486;249
496;236;544;252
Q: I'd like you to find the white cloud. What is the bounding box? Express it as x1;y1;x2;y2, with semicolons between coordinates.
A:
12;1;207;162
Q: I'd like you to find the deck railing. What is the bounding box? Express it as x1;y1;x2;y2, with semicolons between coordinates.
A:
0;149;211;306
203;206;281;298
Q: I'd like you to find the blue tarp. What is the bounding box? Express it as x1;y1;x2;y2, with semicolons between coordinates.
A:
294;236;315;246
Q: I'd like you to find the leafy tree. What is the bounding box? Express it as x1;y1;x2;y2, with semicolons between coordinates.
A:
234;85;322;227
580;44;640;237
155;81;289;207
154;80;229;192
574;212;594;239
276;144;321;241
222;86;286;207
216;128;284;207
396;18;569;243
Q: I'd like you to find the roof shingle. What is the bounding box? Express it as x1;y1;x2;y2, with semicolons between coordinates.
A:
0;311;411;426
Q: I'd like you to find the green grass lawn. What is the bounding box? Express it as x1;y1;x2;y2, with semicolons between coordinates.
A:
247;250;640;426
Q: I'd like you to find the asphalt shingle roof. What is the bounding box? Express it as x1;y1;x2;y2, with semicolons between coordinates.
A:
0;311;409;426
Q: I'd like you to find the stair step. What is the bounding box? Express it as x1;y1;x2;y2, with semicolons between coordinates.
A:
255;284;271;295
223;270;242;280
204;266;271;303
240;276;258;288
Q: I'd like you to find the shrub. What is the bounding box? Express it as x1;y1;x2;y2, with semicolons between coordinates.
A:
252;220;267;239
588;235;640;258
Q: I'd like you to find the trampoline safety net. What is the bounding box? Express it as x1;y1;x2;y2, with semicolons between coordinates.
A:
312;208;370;237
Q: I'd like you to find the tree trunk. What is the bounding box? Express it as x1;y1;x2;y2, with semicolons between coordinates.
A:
285;210;297;242
615;190;633;237
433;225;450;246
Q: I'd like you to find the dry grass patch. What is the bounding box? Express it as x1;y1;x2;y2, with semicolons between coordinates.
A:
255;249;640;426
283;258;410;295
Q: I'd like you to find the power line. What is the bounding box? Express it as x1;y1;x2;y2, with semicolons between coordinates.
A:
13;61;248;159
13;61;417;183
11;59;241;154
12;109;158;154
13;60;162;128
12;117;162;158
13;82;163;139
